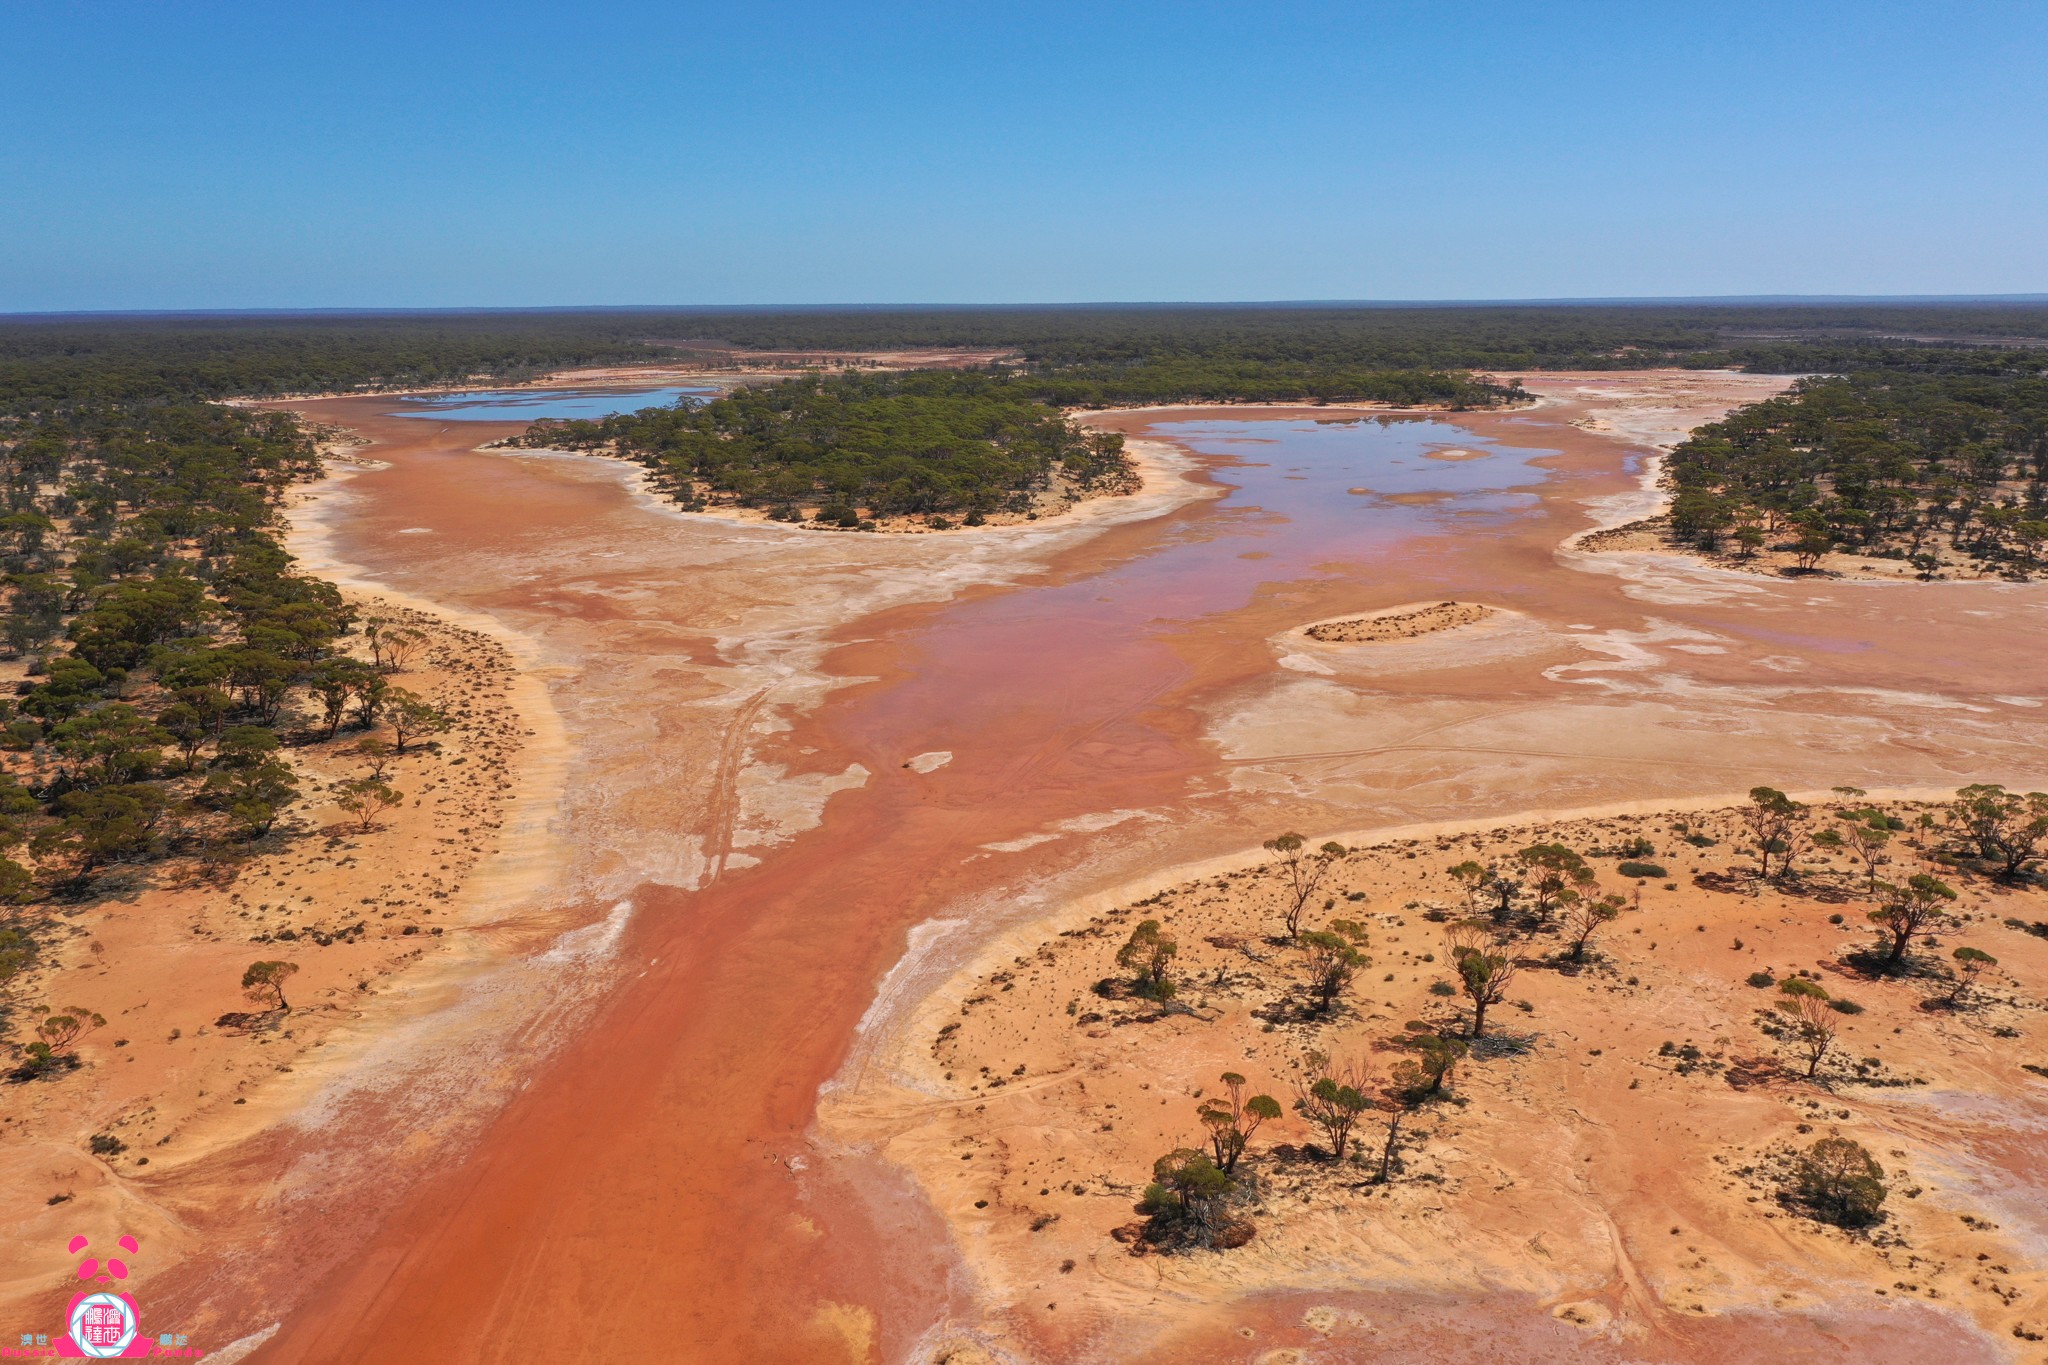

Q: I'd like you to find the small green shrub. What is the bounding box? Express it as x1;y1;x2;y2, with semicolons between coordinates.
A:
1617;861;1667;879
1138;1182;1178;1216
1746;971;1776;988
1793;1137;1887;1227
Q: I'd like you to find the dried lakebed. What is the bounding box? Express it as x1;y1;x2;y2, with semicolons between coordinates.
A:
106;374;2048;1363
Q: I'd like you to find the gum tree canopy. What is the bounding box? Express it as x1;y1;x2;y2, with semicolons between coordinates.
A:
518;371;1135;523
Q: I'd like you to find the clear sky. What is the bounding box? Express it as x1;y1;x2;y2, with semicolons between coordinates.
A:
5;0;2045;310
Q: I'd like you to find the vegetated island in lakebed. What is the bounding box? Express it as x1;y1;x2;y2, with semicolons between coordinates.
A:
505;371;1145;532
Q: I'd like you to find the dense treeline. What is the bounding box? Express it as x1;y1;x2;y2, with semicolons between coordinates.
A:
0;314;675;411
658;302;2048;376
1667;372;2048;573
10;304;2048;417
0;401;419;925
1707;339;2048;379
998;361;1505;408
518;371;1139;524
0;392;456;994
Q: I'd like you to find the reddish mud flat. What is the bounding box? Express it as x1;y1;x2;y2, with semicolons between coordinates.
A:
119;375;2048;1362
1126;1289;1998;1364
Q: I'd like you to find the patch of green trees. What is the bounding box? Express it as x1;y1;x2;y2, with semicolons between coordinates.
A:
516;371;1139;523
0;314;676;411
1792;1136;1888;1227
0;401;390;898
1666;372;2048;574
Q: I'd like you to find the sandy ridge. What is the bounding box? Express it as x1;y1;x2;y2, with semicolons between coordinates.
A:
1298;600;1497;644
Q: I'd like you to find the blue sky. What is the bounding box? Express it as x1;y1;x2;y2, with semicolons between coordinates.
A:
4;1;2045;309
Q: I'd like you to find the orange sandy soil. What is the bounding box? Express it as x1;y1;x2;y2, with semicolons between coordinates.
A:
7;370;2046;1362
0;394;1208;1361
0;597;549;1313
830;797;2048;1362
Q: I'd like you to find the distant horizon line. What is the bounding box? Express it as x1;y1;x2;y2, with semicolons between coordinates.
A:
7;293;2048;321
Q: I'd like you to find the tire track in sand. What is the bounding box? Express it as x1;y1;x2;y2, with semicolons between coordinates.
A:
701;687;772;885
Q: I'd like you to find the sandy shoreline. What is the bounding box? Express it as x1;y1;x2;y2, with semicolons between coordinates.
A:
283;452;577;915
0;584;562;1329
836;778;2014;1082
1516;371;2025;587
0;427;598;1334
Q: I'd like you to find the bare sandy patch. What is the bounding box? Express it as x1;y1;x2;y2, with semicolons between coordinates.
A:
1491;369;1798;454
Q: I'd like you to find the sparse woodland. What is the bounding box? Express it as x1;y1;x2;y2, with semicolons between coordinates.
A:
927;782;2046;1318
6;308;2048;1300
